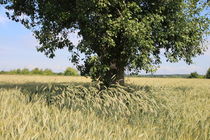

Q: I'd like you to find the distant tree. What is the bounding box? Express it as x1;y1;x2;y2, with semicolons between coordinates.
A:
1;0;209;86
31;68;42;75
16;69;21;74
8;69;17;74
188;72;200;78
64;67;79;76
205;68;210;79
21;68;30;74
0;71;5;74
56;72;63;75
43;69;54;75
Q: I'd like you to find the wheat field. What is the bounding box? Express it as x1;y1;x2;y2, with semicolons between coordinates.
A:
0;75;210;140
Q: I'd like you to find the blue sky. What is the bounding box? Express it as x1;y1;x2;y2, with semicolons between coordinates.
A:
0;7;209;74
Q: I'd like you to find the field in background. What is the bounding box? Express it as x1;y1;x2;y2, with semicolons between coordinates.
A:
0;75;210;140
0;74;209;86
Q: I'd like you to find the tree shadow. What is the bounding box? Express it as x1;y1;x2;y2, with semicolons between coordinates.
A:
0;82;153;94
0;81;155;105
0;82;91;100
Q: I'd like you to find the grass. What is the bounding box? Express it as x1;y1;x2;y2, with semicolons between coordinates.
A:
0;75;210;140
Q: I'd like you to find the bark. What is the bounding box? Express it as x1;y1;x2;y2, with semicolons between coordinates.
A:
103;62;125;87
115;66;125;85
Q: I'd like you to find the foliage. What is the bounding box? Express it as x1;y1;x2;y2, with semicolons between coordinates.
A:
130;74;191;78
0;76;210;139
21;68;30;74
64;67;79;76
0;71;5;74
42;69;54;75
206;68;210;79
4;68;31;75
1;0;209;86
0;67;78;76
31;68;43;75
188;72;200;78
31;68;55;75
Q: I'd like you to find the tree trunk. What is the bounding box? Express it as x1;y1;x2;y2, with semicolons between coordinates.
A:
103;62;125;87
115;66;125;85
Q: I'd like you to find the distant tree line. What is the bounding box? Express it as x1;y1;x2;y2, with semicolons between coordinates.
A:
1;67;210;79
0;67;79;76
188;72;203;79
188;68;210;79
129;68;210;79
129;74;190;78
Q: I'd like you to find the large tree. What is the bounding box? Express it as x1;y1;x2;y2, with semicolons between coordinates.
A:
1;0;209;86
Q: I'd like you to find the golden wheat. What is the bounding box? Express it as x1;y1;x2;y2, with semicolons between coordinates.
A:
0;75;209;140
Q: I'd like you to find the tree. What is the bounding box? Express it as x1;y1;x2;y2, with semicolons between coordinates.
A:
0;71;5;74
16;69;21;74
21;68;30;74
188;72;200;78
31;68;42;75
43;69;54;75
1;0;209;86
64;67;79;76
206;68;210;79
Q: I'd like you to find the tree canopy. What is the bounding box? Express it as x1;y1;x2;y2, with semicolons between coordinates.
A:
1;0;209;86
64;67;79;76
206;67;210;78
